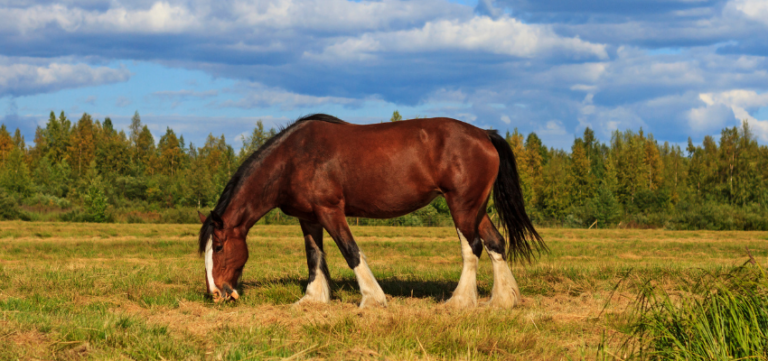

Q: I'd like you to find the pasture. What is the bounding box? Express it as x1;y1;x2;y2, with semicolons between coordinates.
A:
0;222;766;360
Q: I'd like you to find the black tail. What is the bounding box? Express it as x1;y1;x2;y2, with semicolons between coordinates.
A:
486;130;547;263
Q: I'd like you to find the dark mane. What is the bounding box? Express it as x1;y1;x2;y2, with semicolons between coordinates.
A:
198;114;346;253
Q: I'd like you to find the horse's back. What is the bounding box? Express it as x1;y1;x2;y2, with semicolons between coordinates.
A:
282;118;499;218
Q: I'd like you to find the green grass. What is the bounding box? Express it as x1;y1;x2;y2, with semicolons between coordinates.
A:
0;221;766;360
622;261;768;360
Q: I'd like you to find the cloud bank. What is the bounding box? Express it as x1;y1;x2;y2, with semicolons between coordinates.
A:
1;0;767;146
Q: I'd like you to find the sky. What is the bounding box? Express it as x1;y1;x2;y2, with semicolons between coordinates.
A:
1;0;768;150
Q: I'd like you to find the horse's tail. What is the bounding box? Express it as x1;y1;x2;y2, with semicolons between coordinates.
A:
486;130;547;263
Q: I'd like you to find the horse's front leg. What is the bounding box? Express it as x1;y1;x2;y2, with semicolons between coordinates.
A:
295;220;331;304
317;207;387;308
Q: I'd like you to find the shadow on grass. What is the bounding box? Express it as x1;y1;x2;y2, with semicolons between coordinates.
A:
238;276;477;303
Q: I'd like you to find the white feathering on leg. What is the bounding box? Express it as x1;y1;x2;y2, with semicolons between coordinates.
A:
297;253;331;304
484;246;520;308
445;228;479;308
353;252;387;308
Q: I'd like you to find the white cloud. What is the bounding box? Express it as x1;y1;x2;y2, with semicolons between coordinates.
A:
307;16;608;61
576;91;648;138
729;0;768;26
535;120;573;149
230;0;467;32
218;82;360;111
0;58;131;96
153;89;218;100
115;96;132;107
688;103;735;132
692;89;768;140
0;0;467;35
1;2;198;34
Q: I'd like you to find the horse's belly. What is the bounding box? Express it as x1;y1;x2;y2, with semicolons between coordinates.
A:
342;183;440;219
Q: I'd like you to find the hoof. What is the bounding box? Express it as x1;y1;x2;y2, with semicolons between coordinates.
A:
444;295;478;309
482;292;519;309
359;294;387;308
293;295;331;308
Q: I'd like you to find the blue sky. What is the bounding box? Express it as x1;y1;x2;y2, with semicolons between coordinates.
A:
2;0;768;149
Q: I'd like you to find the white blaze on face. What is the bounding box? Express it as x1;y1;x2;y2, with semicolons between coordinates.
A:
205;237;219;295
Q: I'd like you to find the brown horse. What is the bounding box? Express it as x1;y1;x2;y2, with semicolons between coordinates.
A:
198;114;544;308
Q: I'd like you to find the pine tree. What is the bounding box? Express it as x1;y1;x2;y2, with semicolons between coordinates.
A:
12;128;25;151
240;120;275;159
524;133;544;205
735;120;759;206
95;125;130;178
103;117;114;134
390;110;402;122
719;127;739;204
136;125;156;174
0;125;13;164
129;111;142;147
570;139;594;206
158;127;184;176
67;113;96;177
37;111;72;164
538;151;570;220
506;129;533;203
1;148;32;196
643;134;664;191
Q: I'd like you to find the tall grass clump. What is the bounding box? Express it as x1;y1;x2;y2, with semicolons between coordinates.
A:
624;255;768;360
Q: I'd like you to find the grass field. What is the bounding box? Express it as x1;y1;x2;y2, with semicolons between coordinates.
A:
1;221;766;360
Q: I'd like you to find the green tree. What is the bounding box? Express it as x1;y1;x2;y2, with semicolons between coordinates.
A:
240;120;276;159
390;110;402;122
83;178;109;222
37;111;72;163
158;127;184;176
0;125;13;163
589;187;622;227
0;189;26;220
136;125;156;174
523;133;544;205
643;134;664;191
569;139;595;206
12;128;25;151
1;148;32;196
129;111;142;147
538;151;570;220
67;113;96;177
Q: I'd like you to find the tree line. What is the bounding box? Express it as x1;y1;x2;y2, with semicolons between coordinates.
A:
0;110;766;229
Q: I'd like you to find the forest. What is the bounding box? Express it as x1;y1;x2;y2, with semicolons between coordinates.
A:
0;110;767;230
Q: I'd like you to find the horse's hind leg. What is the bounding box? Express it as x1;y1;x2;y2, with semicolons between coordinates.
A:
317;208;387;308
444;195;485;308
296;220;331;304
478;214;521;307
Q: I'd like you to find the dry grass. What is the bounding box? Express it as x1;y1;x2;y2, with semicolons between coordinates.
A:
0;221;766;360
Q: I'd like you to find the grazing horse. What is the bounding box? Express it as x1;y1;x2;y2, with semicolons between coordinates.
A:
198;114;545;308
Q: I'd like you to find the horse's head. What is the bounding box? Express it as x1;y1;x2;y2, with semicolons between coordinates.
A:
198;211;248;302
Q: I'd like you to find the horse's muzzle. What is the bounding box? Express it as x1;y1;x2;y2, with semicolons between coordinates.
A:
214;284;239;302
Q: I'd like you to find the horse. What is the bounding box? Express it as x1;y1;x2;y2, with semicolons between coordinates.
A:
197;114;545;308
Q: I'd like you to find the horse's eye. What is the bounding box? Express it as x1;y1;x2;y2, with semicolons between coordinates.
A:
213;243;223;252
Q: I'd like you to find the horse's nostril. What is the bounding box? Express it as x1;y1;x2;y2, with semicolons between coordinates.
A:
222;284;234;295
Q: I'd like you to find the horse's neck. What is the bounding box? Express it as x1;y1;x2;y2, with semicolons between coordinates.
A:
223;156;284;231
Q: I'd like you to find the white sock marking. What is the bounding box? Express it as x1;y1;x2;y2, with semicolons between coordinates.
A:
485;246;520;307
302;257;330;303
447;228;479;307
353;252;386;307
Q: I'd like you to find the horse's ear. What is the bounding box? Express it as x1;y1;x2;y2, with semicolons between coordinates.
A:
197;211;206;224
210;211;224;229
